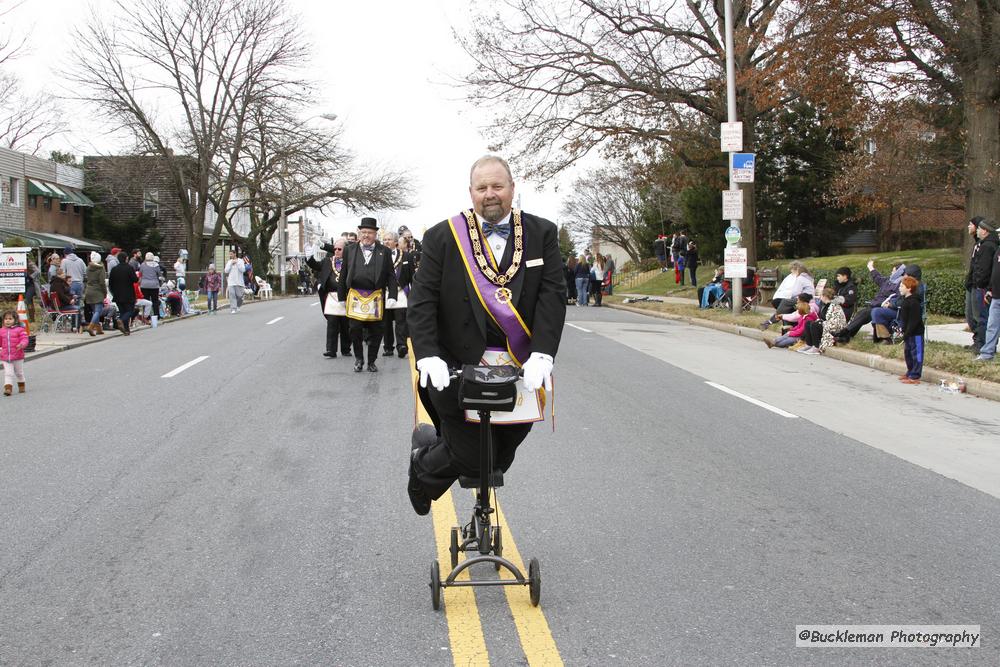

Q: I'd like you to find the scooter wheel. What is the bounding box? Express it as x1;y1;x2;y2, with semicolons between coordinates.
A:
430;560;442;610
528;558;541;607
450;528;460;569
492;527;503;570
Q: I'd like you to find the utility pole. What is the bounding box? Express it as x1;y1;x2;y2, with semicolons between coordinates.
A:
279;176;287;296
723;0;744;315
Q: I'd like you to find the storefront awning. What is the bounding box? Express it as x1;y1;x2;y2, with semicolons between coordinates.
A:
0;229;107;252
27;179;56;197
50;186;96;207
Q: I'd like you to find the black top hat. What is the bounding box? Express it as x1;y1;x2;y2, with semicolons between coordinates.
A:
358;217;379;230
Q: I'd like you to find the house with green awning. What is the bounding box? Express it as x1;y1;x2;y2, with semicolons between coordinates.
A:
0;146;95;243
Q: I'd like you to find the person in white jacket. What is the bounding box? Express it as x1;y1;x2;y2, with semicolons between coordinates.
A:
759;261;815;329
224;251;246;313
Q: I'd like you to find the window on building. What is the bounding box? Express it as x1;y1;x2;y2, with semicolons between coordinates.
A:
59;201;68;214
144;188;158;217
8;177;20;206
28;195;36;209
73;205;81;215
43;197;51;211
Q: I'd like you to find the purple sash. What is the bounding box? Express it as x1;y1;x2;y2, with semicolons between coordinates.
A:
448;213;532;364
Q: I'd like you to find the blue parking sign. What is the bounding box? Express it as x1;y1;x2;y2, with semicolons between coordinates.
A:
731;153;755;183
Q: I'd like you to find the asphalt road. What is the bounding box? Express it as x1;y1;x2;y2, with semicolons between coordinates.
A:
3;298;998;666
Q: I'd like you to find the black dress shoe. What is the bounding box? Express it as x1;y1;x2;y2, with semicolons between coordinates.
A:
383;348;394;357
397;347;408;358
323;351;336;358
408;453;431;516
367;362;378;372
354;359;364;372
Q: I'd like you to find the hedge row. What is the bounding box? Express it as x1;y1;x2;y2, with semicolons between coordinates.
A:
811;268;965;318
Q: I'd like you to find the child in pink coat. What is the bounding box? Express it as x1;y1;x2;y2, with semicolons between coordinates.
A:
1;309;29;395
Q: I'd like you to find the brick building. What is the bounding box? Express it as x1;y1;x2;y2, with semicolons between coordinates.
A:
0;146;94;237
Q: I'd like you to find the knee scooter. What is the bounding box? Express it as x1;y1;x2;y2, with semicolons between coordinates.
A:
428;364;541;610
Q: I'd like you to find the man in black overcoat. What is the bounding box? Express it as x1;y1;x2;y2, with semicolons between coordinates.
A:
307;237;351;358
337;217;399;372
108;257;139;334
405;155;567;515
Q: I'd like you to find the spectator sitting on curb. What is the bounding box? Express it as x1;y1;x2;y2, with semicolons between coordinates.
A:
773;290;819;333
834;267;857;320
798;286;847;355
764;294;816;349
871;264;922;344
836;261;905;343
759;261;814;329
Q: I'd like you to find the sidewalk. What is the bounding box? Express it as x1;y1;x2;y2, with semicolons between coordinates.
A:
24;292;304;362
611;293;1000;402
618;293;971;345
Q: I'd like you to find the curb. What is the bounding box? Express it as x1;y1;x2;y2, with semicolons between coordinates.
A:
24;293;304;363
608;303;1000;403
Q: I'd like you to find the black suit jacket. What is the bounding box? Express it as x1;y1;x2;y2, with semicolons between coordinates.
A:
336;242;399;302
306;253;342;308
392;249;416;290
407;211;567;368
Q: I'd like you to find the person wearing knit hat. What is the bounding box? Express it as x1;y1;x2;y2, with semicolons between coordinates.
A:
967;218;999;353
106;247;121;272
84;251;108;336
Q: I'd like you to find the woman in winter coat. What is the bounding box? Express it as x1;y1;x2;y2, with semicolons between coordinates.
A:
684;242;700;287
84;252;108;336
798;287;847;354
574;254;590;306
591;254;607;306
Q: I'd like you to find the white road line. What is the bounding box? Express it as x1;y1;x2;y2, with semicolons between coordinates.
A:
266;317;284;325
310;301;321;307
705;381;798;419
567;323;593;333
162;356;210;378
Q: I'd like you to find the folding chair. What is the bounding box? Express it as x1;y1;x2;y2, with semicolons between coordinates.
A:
42;290;80;333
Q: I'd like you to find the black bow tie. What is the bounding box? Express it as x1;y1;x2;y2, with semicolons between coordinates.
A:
481;221;511;239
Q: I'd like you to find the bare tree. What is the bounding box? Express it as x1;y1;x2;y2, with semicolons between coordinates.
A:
459;1;863;264
561;166;673;264
68;0;311;270
0;2;66;153
216;102;411;274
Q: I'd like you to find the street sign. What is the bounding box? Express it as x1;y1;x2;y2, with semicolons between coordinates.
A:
725;226;742;245
722;189;743;220
720;122;743;152
731;152;755;183
0;248;28;294
724;247;748;279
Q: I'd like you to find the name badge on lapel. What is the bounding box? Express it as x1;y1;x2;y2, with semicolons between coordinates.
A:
525;258;544;268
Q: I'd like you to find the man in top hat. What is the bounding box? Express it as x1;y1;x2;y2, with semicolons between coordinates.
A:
337;217;399;372
307;237;351;358
405;155;567;515
380;230;416;358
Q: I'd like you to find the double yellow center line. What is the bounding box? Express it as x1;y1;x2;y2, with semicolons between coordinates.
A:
409;356;563;666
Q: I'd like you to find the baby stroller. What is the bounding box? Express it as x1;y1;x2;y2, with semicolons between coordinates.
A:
714;267;760;312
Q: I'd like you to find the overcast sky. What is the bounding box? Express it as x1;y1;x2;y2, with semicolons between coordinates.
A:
1;0;574;239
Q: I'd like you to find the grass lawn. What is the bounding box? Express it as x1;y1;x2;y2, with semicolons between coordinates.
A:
605;294;1000;384
757;247;965;272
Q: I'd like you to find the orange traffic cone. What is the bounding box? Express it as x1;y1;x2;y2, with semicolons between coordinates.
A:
16;294;30;336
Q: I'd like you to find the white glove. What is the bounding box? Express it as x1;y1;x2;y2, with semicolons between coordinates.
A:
416;356;451;391
385;297;398;309
313;247;327;261
521;352;553;392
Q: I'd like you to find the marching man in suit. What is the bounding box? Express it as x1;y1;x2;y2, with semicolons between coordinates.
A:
405;155;567;515
337;217;399;373
381;230;416;358
307;237;351;358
